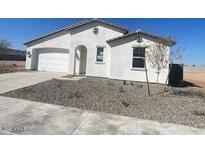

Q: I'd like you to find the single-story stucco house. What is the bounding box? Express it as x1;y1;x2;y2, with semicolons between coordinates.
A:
25;19;176;84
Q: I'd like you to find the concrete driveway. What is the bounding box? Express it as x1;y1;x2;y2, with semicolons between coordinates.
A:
0;96;205;135
0;71;66;94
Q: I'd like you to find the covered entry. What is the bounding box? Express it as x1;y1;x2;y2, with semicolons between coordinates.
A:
74;45;87;75
32;48;69;73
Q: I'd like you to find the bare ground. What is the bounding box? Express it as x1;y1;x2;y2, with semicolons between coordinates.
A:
184;67;205;91
0;60;25;68
0;61;25;74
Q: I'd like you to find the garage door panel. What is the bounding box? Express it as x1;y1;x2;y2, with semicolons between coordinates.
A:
37;51;69;73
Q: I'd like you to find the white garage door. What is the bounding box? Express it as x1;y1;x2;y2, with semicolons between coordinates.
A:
37;51;69;73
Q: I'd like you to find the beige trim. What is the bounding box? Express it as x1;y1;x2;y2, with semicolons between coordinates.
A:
96;45;106;48
132;45;148;48
95;62;105;64
131;68;146;71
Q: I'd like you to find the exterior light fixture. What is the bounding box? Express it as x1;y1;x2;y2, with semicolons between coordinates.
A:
27;51;32;58
93;26;99;34
136;36;143;43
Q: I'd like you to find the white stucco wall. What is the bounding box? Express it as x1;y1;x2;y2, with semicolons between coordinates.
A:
69;23;124;77
109;36;170;84
25;21;170;84
25;31;70;70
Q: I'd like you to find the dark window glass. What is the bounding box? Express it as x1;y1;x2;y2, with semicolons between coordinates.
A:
132;47;145;68
96;47;104;62
133;48;145;57
132;58;145;68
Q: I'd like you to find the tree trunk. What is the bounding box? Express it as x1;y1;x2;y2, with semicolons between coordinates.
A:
144;61;151;96
164;63;172;92
156;72;159;83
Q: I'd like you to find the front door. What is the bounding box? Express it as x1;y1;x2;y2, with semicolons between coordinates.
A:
74;45;87;75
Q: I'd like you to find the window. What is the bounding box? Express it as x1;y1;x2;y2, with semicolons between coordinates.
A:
132;47;145;68
96;47;104;62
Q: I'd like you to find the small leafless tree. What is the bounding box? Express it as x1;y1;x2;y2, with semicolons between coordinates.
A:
147;42;183;84
146;42;169;83
170;47;183;64
0;39;12;72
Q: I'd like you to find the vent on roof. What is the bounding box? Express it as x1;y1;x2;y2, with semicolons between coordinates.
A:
93;26;99;35
136;36;143;43
135;29;143;43
136;29;142;32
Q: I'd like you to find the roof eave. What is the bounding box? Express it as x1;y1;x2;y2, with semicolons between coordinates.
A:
107;32;177;47
24;28;67;45
24;19;128;46
170;40;177;47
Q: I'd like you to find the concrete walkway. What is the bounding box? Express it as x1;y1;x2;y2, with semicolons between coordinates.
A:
0;96;205;135
0;71;66;94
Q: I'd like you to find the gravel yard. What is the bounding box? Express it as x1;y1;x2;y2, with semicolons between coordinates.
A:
2;77;205;129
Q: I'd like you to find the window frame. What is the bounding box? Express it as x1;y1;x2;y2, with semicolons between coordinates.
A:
96;46;104;62
132;47;146;69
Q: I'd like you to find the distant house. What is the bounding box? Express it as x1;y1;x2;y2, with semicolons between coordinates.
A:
0;48;26;61
24;19;176;84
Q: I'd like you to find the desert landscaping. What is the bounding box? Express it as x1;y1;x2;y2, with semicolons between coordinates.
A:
2;76;205;129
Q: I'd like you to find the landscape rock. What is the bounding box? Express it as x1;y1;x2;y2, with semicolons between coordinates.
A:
2;77;205;129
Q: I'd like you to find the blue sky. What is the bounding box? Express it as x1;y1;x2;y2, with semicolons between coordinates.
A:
0;18;205;65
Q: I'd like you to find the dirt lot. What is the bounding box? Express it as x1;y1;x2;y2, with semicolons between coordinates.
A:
184;67;205;91
0;60;25;74
2;77;205;129
0;60;25;68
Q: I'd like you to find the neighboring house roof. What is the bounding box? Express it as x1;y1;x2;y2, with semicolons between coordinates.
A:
24;19;129;45
107;30;176;46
